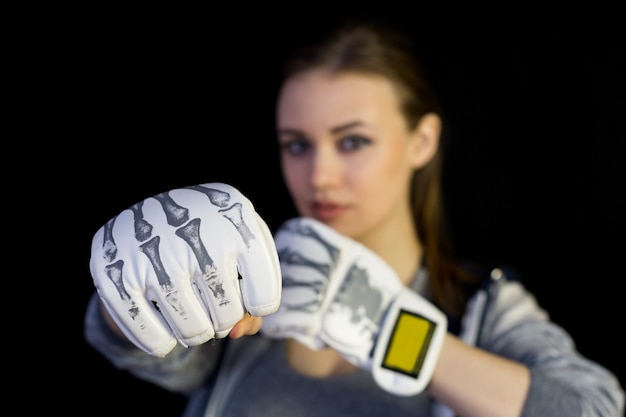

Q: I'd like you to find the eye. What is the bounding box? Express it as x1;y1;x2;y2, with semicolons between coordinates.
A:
280;138;310;156
338;135;372;152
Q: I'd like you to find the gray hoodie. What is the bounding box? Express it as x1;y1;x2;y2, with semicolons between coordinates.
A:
84;267;625;416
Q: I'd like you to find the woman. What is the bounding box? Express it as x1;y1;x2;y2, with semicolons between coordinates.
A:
85;20;624;416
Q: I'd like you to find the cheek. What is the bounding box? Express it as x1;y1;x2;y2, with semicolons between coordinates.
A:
361;144;411;183
357;166;404;202
354;146;412;205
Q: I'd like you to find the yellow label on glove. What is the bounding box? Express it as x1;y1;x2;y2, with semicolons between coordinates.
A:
381;310;436;378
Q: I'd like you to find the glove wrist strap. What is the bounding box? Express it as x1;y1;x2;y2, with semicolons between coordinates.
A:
372;288;447;396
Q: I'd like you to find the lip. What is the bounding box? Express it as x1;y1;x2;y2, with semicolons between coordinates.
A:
310;201;348;221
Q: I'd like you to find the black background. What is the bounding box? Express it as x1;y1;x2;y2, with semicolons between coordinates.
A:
42;6;624;415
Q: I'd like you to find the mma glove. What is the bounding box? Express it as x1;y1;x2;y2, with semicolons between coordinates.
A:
90;183;281;358
261;217;447;396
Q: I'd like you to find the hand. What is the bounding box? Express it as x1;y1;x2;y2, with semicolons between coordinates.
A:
90;183;281;357
261;217;447;395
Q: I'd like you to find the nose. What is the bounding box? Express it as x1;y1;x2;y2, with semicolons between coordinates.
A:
310;146;341;191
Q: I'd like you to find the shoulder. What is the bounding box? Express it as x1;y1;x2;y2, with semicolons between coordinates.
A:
459;263;551;344
476;266;549;330
470;266;580;357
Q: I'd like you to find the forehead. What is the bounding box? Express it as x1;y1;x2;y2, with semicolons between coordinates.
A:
277;70;402;128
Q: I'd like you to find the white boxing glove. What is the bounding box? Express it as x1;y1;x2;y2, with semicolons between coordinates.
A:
90;183;281;358
261;217;447;396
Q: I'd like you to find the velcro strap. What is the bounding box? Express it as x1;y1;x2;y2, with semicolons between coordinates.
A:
372;288;447;396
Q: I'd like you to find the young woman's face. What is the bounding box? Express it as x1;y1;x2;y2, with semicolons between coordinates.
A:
276;70;419;241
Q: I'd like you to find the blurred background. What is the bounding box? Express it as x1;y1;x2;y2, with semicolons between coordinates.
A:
45;6;624;415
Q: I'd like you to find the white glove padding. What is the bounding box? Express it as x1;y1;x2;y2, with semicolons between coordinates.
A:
261;217;447;396
90;182;281;358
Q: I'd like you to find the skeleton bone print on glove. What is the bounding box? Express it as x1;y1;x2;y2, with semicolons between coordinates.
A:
262;218;401;361
90;183;281;357
100;187;246;318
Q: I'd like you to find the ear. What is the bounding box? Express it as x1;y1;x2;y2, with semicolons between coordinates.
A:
408;113;441;169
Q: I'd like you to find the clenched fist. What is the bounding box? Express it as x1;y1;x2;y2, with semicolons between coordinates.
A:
90;183;281;357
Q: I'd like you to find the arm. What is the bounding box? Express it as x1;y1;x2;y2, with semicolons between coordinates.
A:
429;278;624;417
428;333;530;417
84;292;218;393
84;292;264;394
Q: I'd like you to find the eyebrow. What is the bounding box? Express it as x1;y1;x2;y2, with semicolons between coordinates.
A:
278;120;365;137
330;121;364;134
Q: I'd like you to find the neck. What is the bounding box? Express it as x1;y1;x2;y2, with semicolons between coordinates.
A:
356;209;422;286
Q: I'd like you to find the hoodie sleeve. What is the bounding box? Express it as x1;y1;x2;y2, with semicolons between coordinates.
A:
84;292;222;394
477;278;624;417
